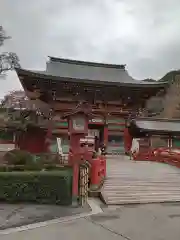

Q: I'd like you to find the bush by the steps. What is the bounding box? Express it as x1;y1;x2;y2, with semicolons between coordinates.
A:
3;149;33;166
0;170;73;205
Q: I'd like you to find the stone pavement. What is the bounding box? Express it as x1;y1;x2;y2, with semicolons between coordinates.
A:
1;202;180;240
0;203;90;230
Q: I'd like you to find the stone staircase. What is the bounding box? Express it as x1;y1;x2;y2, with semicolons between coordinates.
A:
101;157;180;205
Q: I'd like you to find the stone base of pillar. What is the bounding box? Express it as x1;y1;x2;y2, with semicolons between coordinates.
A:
90;184;99;191
72;195;79;207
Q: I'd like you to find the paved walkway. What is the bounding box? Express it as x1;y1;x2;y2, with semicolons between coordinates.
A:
2;156;180;239
1;202;180;240
0;203;90;230
101;156;180;204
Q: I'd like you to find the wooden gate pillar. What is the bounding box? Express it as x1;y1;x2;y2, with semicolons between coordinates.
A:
62;103;92;206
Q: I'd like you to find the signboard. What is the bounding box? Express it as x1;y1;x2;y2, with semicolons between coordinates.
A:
52;118;104;127
89;118;104;124
51;117;126;128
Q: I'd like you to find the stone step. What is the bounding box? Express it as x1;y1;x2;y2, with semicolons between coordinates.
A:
104;180;180;183
103;191;180;197
105;196;180;205
104;180;180;188
104;187;180;190
101;157;180;205
104;195;180;200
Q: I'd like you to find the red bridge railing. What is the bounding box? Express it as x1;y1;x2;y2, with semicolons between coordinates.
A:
133;148;180;169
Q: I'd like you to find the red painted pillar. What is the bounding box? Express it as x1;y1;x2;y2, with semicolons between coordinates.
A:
70;133;84;206
124;127;132;154
72;162;79;206
45;120;53;152
90;158;100;190
104;124;108;145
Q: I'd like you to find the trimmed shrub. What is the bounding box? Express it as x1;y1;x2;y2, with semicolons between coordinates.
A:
0;170;73;205
0;165;25;172
36;153;60;165
4;149;33;165
0;164;70;172
3;150;44;171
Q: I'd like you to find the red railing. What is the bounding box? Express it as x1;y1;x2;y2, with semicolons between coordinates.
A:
90;155;106;190
133;148;180;169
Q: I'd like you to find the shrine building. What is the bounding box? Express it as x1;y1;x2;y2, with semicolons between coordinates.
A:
16;57;167;154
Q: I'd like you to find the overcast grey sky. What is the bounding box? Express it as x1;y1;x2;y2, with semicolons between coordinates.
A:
0;0;180;97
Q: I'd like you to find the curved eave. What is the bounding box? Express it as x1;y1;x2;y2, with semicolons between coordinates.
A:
129;118;180;137
15;68;168;88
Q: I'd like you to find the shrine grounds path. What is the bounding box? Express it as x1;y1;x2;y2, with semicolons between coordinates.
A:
2;155;180;239
102;155;180;204
1;201;180;240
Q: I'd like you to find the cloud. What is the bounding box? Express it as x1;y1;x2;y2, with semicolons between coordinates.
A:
0;0;180;97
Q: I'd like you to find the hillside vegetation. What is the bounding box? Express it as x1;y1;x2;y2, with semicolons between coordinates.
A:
159;70;180;82
143;70;180;83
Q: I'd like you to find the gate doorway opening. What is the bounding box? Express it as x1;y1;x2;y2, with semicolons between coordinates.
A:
107;134;124;154
88;124;104;151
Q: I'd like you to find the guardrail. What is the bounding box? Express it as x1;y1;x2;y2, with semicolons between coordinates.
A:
133;148;180;169
90;156;106;190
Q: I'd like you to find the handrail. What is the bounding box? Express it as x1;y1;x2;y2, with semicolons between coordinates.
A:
133;147;180;169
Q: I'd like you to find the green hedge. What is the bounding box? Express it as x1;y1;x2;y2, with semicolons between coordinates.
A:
0;164;70;172
2;150;69;171
0;170;73;205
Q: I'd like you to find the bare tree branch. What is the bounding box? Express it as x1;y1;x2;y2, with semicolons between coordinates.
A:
0;26;20;74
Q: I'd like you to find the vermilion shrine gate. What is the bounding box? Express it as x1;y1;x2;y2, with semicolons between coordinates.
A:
0;56;180;205
15;56;167;155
